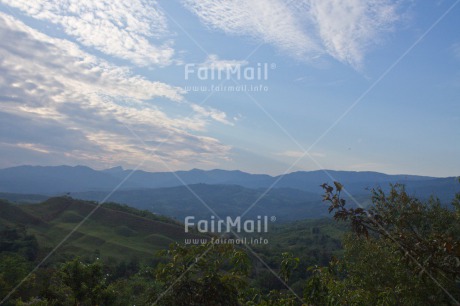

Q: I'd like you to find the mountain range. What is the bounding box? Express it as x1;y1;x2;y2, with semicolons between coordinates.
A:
0;165;458;221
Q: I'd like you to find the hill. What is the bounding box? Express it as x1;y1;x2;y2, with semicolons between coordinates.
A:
0;197;205;263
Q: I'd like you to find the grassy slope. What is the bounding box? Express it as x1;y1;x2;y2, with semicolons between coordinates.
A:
0;197;205;262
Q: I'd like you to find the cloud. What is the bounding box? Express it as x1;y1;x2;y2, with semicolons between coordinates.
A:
0;12;231;169
309;0;399;68
183;0;321;60
191;104;233;125
199;54;248;71
3;0;402;69
1;0;174;66
183;0;401;68
15;143;51;154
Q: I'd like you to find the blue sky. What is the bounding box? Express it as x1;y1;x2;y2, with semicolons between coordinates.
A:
0;0;459;177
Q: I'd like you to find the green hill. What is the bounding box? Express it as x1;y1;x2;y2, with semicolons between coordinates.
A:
0;197;205;263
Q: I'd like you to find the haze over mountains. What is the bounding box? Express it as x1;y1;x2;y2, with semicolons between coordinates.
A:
0;165;454;193
0;165;458;221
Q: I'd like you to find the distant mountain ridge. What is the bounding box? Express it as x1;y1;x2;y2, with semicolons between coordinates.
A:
0;165;458;221
0;165;450;195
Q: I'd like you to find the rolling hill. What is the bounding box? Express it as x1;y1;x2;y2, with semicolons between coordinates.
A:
0;197;205;262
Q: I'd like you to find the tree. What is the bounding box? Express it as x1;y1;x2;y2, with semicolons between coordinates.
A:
60;258;115;305
151;242;250;306
0;226;39;261
305;183;460;305
0;253;31;302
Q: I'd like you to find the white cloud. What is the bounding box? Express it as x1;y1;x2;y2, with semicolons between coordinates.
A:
309;0;399;68
183;0;321;60
200;54;248;71
1;0;174;66
3;0;402;69
15;143;51;154
191;104;233;125
183;0;401;68
0;12;231;169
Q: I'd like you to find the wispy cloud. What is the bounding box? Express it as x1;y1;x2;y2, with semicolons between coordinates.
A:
15;143;51;154
1;0;174;66
199;54;248;71
191;104;233;126
309;0;399;68
3;0;402;68
0;12;231;169
183;0;402;68
183;0;321;60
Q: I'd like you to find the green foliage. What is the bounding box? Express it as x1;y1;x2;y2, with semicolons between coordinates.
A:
249;217;344;295
59;258;115;305
280;252;299;282
305;183;460;305
0;225;39;304
152;242;250;305
241;289;299;306
106;272;161;306
0;253;32;303
0;226;39;262
305;235;456;305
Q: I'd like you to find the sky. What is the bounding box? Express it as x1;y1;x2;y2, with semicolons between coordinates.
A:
0;0;459;177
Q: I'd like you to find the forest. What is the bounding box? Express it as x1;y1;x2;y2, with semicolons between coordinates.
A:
1;183;459;305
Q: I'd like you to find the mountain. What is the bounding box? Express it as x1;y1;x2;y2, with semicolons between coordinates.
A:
104;168;274;190
0;165;457;222
271;170;433;193
0;165;134;194
0;197;205;262
0;165;453;195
